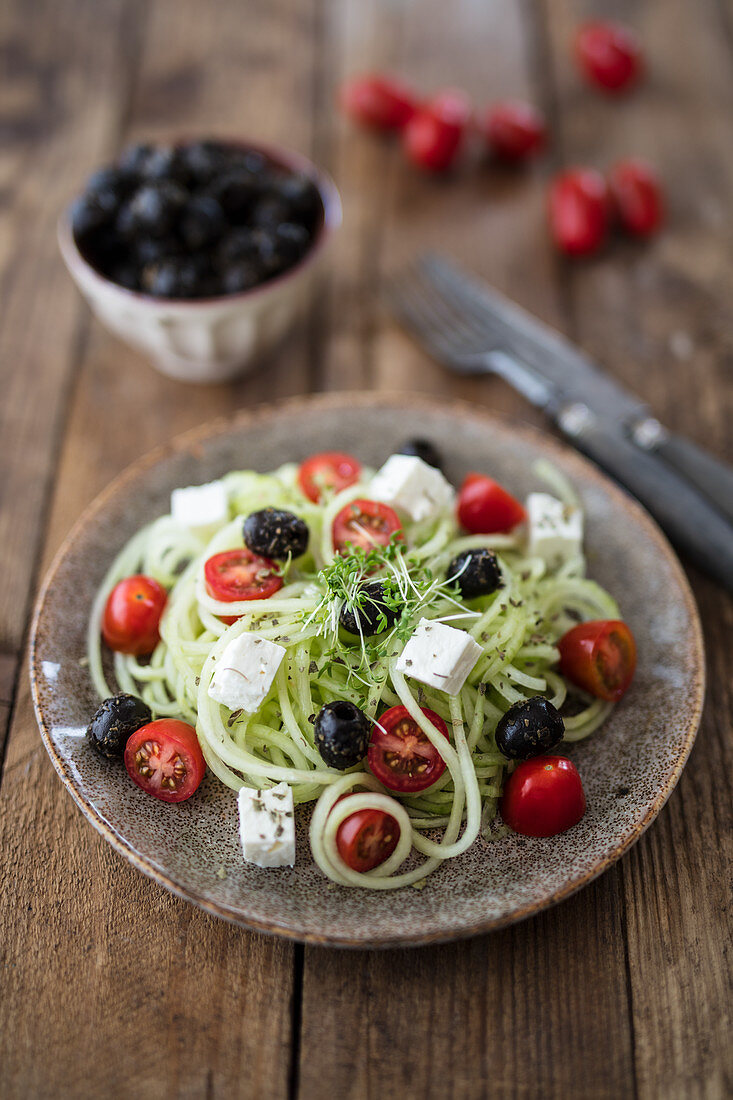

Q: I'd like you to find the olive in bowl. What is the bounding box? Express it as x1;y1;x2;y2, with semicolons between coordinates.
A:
59;138;341;383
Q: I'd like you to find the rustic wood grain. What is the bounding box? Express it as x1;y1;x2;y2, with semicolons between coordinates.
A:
541;0;733;1096
0;0;330;1095
298;4;635;1098
1;0;731;1096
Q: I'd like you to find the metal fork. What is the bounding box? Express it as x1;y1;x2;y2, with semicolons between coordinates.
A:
384;259;558;411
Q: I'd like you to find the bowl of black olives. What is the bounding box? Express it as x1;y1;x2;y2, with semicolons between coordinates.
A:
58;138;341;383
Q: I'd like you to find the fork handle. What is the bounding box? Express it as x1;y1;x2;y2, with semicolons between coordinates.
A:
558;412;733;592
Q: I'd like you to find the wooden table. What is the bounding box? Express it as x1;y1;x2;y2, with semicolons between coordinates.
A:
1;0;731;1096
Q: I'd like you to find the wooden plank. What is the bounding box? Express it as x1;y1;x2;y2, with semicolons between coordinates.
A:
0;0;141;656
0;0;331;1094
539;0;733;1096
298;3;635;1097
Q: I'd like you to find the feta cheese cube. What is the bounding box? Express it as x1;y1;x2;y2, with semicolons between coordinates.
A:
171;480;229;532
396;618;483;695
526;492;583;570
238;782;295;868
208;633;286;714
370;454;455;523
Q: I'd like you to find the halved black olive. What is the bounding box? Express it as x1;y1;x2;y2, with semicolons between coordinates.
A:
243;508;309;559
494;697;565;760
87;693;152;759
339;581;400;637
314;700;370;769
448;548;502;599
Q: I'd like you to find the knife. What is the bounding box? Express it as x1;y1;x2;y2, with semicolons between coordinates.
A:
387;253;733;591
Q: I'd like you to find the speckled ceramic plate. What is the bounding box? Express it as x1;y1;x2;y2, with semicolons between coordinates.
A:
30;393;704;947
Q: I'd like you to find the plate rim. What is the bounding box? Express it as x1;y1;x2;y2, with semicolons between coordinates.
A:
29;390;706;948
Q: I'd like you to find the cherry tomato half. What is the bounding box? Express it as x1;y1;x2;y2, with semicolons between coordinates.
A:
484;100;546;162
501;755;586;837
332;499;403;555
369;705;448;793
298;451;362;503
608;159;664;238
457;473;526;534
575;21;643;94
204;548;283;624
336;802;400;872
558;619;637;702
341;73;418;131
403;88;471;173
102;575;167;656
548;168;609;257
124;719;206;803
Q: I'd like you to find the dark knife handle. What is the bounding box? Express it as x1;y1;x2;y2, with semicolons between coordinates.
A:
649;431;733;526
559;413;733;592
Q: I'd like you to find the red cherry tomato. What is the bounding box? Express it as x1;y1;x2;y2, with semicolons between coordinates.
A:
368;705;448;793
403;88;471;172
575;21;642;93
102;575;167;656
332;499;403;555
340;73;418;130
204;548;283;624
124;719;206;803
457;473;526;534
336;802;400;872
608;159;664;238
298;451;362;503
548;168;609;256
484;100;546;162
501;755;586;837
558;619;637;702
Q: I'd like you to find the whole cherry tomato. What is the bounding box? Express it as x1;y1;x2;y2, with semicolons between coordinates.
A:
457;473;526;534
336;802;400;872
102;575;167;656
124;719;206;803
548;168;609;256
608;159;664;238
501;755;586;837
341;74;418;130
298;451;362;503
558;619;637;702
575;21;643;93
403;88;471;172
484;100;546;162
368;705;449;793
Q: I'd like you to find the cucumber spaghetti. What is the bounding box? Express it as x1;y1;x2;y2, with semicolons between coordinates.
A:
88;460;619;889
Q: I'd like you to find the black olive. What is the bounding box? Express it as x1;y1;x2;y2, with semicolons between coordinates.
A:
250;196;292;230
109;262;141;291
397;439;444;471
85;166;135;216
272;222;310;265
339;580;400;637
117;142;155;176
87;693;152;759
70;194;113;241
125;182;187;238
243;508;309;559
179;195;226;250
448;548;502;599
208;170;262;219
314;700;370;770
222;261;262;294
217;227;262;268
142;256;205;298
141;145;192;186
272;172;322;222
494;697;565;760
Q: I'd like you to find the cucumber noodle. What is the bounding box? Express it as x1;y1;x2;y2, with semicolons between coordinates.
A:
87;461;618;890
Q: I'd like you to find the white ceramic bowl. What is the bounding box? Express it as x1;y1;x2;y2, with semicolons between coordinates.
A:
58;141;342;384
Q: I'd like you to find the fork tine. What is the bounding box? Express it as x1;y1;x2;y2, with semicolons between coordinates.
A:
386;263;492;361
386;271;470;362
417;253;511;343
401;261;497;349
